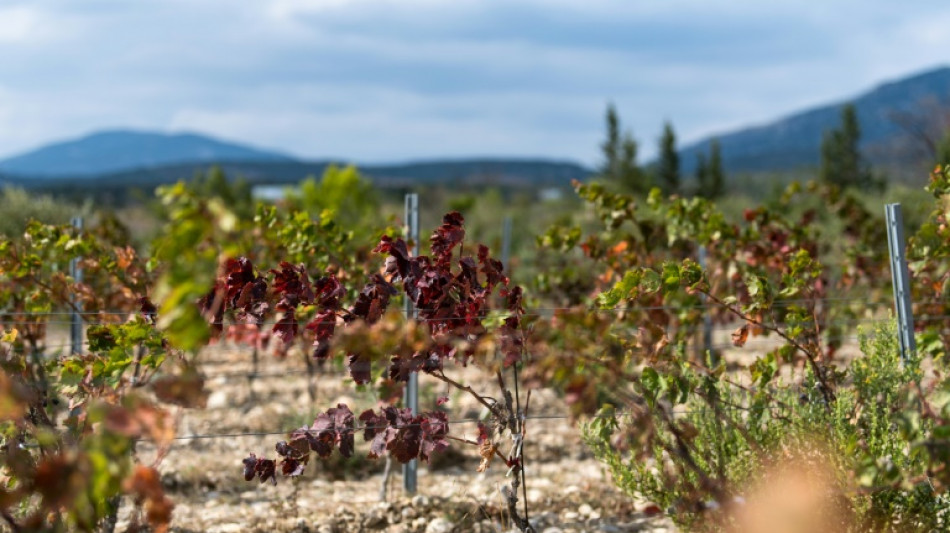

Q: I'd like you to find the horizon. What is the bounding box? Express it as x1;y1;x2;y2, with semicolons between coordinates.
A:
2;1;950;165
1;127;601;169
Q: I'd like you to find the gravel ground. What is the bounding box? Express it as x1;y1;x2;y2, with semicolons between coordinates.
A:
117;344;673;533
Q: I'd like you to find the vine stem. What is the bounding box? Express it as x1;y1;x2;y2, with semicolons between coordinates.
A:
26;275;88;319
444;435;508;462
702;290;836;405
683;359;792;410
654;404;727;504
131;343;144;386
513;363;530;528
430;370;500;416
0;510;21;533
379;456;392;502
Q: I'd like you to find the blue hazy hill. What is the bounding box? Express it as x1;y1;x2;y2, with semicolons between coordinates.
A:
678;66;950;177
0;129;295;177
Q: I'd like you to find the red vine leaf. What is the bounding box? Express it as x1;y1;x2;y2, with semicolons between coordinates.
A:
272;308;298;346
242;453;277;485
347;353;372;384
499;317;524;367
307;309;338;359
299;404;356;459
275;437;310;477
388;353;424;382
349;274;396;324
419;410;450;462
478;244;508;289
270;262;314;309
430;212;465;262
374;236;411;278
313;275;344;309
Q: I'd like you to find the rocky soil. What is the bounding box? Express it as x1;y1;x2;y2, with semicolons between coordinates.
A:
119;344;673;533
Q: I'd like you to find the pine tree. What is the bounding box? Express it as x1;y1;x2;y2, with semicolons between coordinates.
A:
820;104;871;189
657;121;680;195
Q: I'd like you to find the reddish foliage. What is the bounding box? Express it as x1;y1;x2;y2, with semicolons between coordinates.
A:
430;211;466;262
239;212;520;482
358;406;450;463
139;296;157;324
124;465;174;533
306;309;338;359
242;453;277;485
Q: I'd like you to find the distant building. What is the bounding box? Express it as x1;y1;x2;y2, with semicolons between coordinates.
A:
252;185;296;202
539;187;564;202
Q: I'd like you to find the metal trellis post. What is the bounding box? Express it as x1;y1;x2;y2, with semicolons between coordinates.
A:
70;216;83;355
698;245;714;365
501;215;513;273
403;193;419;493
885;203;916;364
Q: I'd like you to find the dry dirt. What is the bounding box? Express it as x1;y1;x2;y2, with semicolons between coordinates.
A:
122;344;674;533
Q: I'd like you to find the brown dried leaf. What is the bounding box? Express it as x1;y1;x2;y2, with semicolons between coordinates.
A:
35;454;84;510
103;402;174;446
0;373;27;421
732;324;750;347
477;440;497;473
124;465;174;533
653;334;670;354
151;371;208;408
678;421;699;442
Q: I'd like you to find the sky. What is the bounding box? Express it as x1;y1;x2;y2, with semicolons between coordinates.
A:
1;0;950;166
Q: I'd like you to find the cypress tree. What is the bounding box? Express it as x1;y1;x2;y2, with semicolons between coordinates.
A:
695;153;709;197
601;104;621;179
600;104;649;194
619;133;649;194
657;121;680;195
708;138;725;199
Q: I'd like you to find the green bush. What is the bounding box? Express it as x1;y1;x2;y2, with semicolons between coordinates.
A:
0;187;87;237
582;321;949;531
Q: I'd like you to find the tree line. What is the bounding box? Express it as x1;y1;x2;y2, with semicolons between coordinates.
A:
600;103;725;199
601;101;950;196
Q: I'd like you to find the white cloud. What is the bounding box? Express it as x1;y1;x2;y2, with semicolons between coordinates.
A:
165;84;601;162
0;5;48;44
0;4;75;45
1;0;949;165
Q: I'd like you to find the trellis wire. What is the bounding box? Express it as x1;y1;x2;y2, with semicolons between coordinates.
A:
0;294;904;319
3;311;937;331
131;404;794;448
11;314;929;381
182;317;930;382
0;309;934;332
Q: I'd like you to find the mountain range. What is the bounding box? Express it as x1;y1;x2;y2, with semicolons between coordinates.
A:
678;66;950;177
0;130;294;177
2;65;949;191
0;130;591;193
